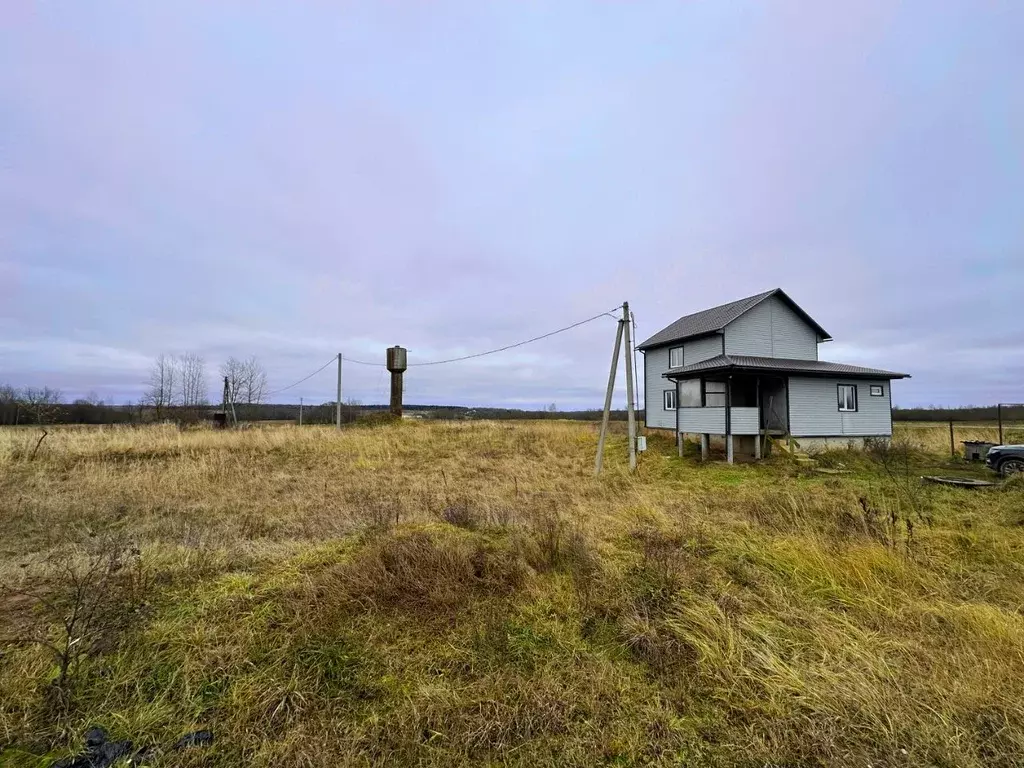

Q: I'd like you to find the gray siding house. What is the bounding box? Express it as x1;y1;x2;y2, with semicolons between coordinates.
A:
638;289;909;461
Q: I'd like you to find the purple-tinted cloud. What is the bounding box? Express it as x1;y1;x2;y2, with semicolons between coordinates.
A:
1;1;1021;408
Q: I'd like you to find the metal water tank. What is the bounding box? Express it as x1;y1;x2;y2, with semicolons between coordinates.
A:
386;346;407;373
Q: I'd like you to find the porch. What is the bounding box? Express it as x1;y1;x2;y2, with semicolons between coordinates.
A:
667;372;789;463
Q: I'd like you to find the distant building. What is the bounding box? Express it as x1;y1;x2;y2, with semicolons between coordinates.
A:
638;289;909;460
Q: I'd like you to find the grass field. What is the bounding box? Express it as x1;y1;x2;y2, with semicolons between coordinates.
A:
1;420;1023;767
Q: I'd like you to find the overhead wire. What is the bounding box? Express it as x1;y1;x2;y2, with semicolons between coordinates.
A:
407;307;621;367
266;358;337;399
264;305;623;401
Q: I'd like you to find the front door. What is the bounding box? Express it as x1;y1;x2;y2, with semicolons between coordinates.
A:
760;377;788;433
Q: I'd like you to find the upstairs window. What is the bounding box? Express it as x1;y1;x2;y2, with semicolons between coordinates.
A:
669;346;684;368
705;380;727;407
870;385;884;397
664;389;677;410
838;384;858;412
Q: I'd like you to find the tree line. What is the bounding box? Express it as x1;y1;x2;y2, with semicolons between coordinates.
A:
892;405;1024;422
143;353;268;421
0;354;272;425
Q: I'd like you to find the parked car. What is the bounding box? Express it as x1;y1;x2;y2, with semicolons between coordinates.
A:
985;445;1024;476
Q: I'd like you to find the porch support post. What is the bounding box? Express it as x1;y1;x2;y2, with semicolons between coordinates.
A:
726;375;734;464
754;377;762;460
676;379;683;457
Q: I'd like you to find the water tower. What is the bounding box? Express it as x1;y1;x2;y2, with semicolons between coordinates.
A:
386;346;407;418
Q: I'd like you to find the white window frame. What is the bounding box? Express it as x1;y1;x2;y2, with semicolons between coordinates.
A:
869;384;884;397
663;389;677;411
838;384;858;412
669;346;684;368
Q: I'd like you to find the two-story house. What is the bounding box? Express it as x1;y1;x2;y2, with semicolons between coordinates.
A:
638;289;909;461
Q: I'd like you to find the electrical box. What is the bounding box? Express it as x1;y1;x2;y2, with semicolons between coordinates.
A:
636;436;647;453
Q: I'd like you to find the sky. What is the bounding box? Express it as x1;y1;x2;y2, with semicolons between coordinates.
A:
1;1;1022;409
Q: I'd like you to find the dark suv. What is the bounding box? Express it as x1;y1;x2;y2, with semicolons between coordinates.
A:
986;445;1024;476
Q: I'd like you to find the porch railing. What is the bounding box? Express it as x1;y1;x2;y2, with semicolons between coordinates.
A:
678;406;759;435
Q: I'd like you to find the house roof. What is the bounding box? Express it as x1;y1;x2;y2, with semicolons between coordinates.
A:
637;288;832;350
662;354;910;380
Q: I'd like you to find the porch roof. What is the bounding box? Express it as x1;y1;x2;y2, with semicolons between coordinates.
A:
662;354;910;381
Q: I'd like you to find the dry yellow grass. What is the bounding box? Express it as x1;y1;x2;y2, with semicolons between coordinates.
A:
895;420;1024;454
1;421;1023;767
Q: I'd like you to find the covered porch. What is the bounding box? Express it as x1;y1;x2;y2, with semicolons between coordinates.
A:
666;369;788;463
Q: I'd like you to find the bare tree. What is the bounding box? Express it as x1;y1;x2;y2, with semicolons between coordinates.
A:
176;353;208;409
143;354;177;419
220;356;268;420
19;386;63;424
220;356;246;407
242;356;268;409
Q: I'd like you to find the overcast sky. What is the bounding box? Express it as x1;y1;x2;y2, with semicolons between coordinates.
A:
2;2;1021;409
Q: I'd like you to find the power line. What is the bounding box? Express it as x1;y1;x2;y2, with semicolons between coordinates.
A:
264;356;336;397
265;305;621;399
408;307;621;367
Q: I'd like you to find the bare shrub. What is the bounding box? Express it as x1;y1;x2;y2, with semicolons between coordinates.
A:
524;505;564;571
867;436;934;526
360;497;404;532
9;537;151;713
441;501;479;530
326;530;530;614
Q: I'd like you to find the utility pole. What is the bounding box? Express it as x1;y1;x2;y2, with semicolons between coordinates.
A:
336;353;343;430
595;317;624;475
299;397;303;427
622;302;637;471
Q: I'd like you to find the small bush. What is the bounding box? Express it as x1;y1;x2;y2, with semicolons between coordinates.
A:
326;530;531;614
441;501;479;530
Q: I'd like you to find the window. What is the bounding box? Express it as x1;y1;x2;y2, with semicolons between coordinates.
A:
669;346;684;368
870;385;884;397
838;384;858;412
705;380;727;407
678;379;701;407
663;389;677;411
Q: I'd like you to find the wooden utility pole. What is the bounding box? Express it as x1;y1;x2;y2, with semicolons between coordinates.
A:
299;397;303;427
622;302;637;471
595;317;625;475
336;353;343;429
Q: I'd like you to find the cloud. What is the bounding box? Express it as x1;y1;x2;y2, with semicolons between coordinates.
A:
1;1;1022;408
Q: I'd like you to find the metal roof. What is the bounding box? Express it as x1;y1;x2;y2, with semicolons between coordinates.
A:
637;288;832;350
662;354;910;380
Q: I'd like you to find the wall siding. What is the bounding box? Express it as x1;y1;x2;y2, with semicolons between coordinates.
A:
788;377;893;437
679;407;726;434
643;347;675;429
730;407;760;435
724;296;818;360
685;335;722;365
724;300;773;356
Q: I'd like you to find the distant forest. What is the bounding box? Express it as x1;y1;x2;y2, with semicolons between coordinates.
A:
0;398;638;426
2;394;1021;427
892;405;1024;422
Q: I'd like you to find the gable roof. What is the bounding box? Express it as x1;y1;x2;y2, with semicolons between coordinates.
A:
662;354;909;380
637;288;832;350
